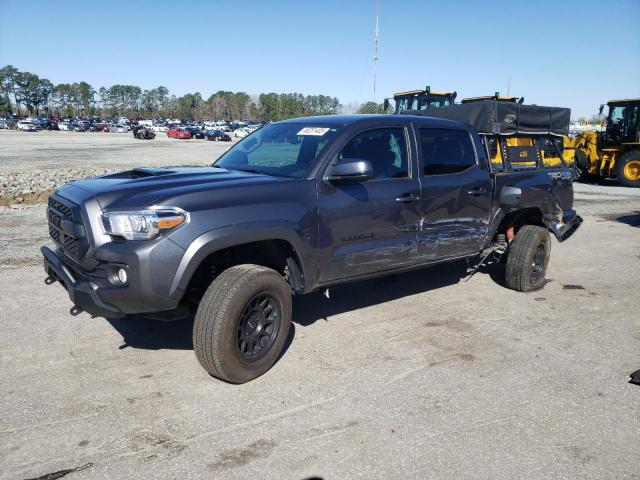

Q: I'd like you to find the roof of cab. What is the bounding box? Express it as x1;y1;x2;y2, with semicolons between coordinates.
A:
608;98;640;104
276;114;471;130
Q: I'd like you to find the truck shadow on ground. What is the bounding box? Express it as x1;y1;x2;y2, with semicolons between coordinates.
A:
105;260;492;351
616;213;640;227
292;261;471;326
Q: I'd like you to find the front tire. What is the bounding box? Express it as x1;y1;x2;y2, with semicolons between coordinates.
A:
505;225;551;292
616;150;640;188
193;264;292;383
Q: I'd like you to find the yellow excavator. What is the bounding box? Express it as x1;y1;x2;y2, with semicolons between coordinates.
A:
571;99;640;187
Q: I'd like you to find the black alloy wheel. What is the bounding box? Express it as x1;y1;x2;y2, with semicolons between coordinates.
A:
530;244;546;284
235;293;281;361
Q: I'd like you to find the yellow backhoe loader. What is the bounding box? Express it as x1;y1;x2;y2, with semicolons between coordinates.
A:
571;99;640;187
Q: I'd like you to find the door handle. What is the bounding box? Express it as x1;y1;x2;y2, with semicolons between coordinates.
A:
395;193;421;203
467;187;487;196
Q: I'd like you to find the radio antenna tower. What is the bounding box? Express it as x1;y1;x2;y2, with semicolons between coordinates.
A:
373;0;380;102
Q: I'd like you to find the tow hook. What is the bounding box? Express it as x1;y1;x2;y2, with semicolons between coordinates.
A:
70;305;83;316
44;275;56;285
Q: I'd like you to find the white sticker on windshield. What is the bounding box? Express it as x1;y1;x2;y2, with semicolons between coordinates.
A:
297;127;331;136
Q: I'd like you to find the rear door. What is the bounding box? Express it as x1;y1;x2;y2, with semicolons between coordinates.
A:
415;126;492;260
317;125;421;282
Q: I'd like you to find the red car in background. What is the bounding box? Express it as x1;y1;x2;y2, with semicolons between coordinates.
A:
167;127;192;139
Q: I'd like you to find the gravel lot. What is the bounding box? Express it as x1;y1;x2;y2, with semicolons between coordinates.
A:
0;130;236;204
0;131;638;479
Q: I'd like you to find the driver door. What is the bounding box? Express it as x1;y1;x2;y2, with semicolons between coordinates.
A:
317;126;421;282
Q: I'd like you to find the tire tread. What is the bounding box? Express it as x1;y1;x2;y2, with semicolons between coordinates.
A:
193;264;288;382
616;149;640;188
505;225;550;292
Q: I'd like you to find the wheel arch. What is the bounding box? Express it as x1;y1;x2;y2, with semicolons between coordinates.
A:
487;206;545;244
169;223;313;302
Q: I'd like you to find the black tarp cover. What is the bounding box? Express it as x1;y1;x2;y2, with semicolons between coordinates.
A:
406;101;571;136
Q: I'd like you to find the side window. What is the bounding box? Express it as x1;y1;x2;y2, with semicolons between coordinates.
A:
333;127;409;180
419;128;476;175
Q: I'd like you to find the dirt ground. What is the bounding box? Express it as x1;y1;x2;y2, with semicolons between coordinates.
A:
0;131;638;480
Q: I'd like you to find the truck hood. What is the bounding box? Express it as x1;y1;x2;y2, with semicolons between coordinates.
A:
60;166;287;210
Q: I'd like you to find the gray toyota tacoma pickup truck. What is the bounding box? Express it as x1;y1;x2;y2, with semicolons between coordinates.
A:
42;114;582;383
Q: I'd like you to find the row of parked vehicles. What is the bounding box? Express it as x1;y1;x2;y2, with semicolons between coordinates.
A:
164;126;233;141
0;116;134;133
133;120;264;141
2;115;267;145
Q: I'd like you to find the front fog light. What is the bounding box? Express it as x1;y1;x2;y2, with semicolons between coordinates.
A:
117;268;128;284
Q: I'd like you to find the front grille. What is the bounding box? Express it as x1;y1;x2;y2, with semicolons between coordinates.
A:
47;195;86;259
48;224;60;242
48;197;74;221
63;235;80;256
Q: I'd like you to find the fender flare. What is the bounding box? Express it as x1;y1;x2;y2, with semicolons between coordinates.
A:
168;221;314;300
484;205;546;247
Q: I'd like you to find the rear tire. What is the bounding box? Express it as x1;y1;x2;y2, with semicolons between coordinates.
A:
193;264;292;383
571;161;582;181
505;225;551;292
616;150;640;188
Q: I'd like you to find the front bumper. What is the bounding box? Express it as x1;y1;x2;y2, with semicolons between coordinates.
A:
42;246;123;318
41;239;185;317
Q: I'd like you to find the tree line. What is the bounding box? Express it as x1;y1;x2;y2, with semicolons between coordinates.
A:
0;65;356;121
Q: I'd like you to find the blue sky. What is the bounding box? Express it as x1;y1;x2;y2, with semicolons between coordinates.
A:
1;0;638;118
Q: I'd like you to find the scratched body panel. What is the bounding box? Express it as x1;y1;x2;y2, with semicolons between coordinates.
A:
418;161;492;260
317;179;421;281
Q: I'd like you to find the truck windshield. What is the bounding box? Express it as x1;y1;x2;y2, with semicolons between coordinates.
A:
214;123;339;178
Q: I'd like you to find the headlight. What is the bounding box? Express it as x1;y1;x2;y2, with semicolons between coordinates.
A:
102;208;188;240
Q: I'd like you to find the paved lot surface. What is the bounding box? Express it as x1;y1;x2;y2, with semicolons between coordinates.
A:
0;129;236;174
0;133;639;480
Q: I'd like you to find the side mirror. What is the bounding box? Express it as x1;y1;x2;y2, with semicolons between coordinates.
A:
598;104;604;116
383;98;390;112
327;159;373;185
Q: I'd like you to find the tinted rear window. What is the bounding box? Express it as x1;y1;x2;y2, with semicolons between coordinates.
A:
419;128;476;175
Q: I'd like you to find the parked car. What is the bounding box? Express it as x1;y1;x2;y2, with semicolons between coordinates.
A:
110;124;129;133
1;117;18;129
89;123;107;132
234;128;249;138
132;125;156;140
72;121;91;132
167;127;192;139
205;129;232;141
151;124;167;132
41;114;582;384
185;127;205;139
32;118;57;130
58;122;71;131
17;121;38;132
